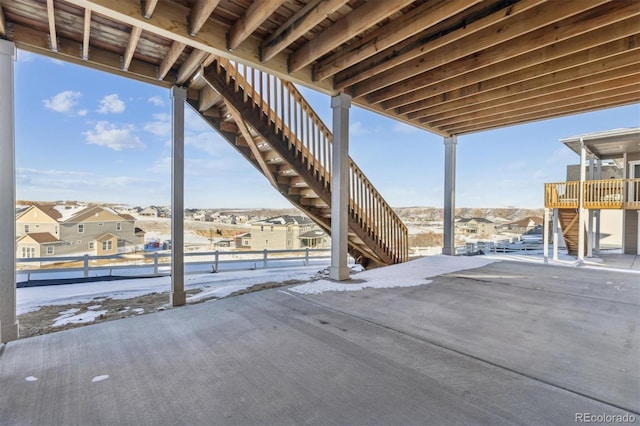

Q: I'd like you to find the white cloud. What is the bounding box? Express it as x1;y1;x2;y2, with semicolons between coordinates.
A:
77;109;88;117
84;121;144;151
148;96;165;107
144;113;171;136
43;90;81;113
97;94;126;114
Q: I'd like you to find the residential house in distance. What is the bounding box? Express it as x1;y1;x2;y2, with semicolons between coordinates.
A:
139;206;160;217
248;215;328;250
235;232;251;249
16;204;144;259
544;128;640;256
505;217;544;234
455;217;496;237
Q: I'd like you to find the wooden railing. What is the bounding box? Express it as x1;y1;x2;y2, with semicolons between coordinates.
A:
213;58;409;263
545;179;640;209
545;181;579;208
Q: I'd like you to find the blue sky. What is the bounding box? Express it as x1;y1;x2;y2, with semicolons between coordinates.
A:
13;50;640;209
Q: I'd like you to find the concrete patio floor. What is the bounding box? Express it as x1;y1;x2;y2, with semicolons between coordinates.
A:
1;260;638;425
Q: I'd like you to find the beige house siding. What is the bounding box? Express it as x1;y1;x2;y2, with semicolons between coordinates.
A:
624;210;639;255
16;207;60;239
16;205;142;258
251;224;290;250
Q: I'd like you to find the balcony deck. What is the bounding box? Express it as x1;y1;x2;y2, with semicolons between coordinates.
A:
1;259;637;424
545;179;640;209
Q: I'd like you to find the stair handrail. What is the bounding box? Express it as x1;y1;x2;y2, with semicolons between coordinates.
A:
214;57;408;263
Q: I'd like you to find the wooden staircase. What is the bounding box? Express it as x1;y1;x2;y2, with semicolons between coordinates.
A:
185;58;408;267
557;208;586;256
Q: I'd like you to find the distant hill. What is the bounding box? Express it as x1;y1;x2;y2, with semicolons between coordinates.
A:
394;207;544;224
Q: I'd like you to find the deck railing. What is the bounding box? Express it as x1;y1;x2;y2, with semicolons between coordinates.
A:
214;58;408;263
545;179;640;209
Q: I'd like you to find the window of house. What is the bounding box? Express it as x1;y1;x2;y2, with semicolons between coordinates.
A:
46;246;54;255
243;240;249;246
54;226;58;234
116;222;122;231
35;224;40;228
24;224;29;233
102;241;112;251
89;242;94;250
260;226;264;232
265;240;269;245
78;224;84;233
270;226;274;232
287;239;292;247
98;223;104;226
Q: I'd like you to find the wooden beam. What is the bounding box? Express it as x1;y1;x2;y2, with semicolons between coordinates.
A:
441;88;640;135
313;0;478;81
82;9;91;60
65;0;334;94
122;26;142;70
11;23;173;87
411;55;640;122
225;104;279;188
198;84;221;111
46;0;58;51
0;5;6;37
142;0;159;19
227;0;285;51
260;0;349;62
288;0;413;73
159;41;187;80
389;25;640;113
447;93;640;135
428;73;640;128
354;0;611;100
189;0;221;36
334;0;546;90
176;49;208;84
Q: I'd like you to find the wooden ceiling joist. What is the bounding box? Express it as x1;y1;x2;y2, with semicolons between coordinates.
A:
158;41;186;80
313;0;480;82
390;27;640;113
356;0;614;101
333;0;547;91
189;0;221;37
122;26;142;70
288;0;414;73
0;6;7;37
411;56;640;122
441;89;640;135
2;0;637;137
261;0;349;63
142;0;158;19
81;8;91;60
176;48;207;84
11;22;170;86
227;0;285;51
428;72;640;128
45;0;58;51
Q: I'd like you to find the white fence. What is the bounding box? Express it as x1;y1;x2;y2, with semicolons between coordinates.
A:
17;248;333;286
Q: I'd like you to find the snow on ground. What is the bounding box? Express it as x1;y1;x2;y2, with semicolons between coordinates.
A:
290;255;499;295
17;265;325;315
52;307;108;327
